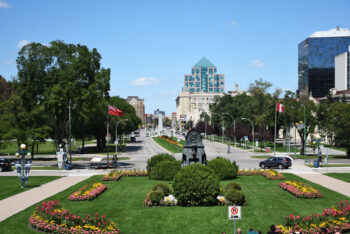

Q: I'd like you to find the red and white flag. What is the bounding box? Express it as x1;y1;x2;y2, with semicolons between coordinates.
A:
276;103;285;113
108;105;124;116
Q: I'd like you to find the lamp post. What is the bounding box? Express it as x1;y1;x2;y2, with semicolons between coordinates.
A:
115;119;128;158
241;118;254;152
15;144;31;188
223;113;236;147
211;113;224;142
294;123;298;159
301;104;307;163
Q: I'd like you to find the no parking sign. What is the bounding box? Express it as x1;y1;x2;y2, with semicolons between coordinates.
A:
228;206;241;220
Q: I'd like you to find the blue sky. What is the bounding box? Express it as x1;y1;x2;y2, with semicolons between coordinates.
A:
1;0;350;115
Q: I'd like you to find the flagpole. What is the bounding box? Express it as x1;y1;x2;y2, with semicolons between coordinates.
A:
107;109;110;167
274;101;277;157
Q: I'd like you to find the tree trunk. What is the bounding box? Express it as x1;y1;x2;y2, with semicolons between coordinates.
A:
347;148;350;158
31;141;35;159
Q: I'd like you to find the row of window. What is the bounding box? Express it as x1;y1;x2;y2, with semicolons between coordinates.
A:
184;82;224;87
184;76;224;81
191;68;217;75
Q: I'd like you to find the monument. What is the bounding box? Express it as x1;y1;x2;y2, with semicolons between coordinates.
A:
181;129;207;167
158;114;163;135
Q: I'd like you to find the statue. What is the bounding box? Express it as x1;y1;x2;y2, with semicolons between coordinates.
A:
181;129;206;167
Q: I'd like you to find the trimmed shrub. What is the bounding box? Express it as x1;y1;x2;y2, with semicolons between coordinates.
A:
150;160;181;180
149;190;164;204
225;188;245;206
224;182;242;193
207;157;238;180
173;164;220;206
146;153;176;177
152;183;170;196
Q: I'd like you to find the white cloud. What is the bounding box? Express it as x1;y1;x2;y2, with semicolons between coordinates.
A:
17;40;30;49
249;59;264;68
130;77;160;86
0;0;9;8
228;21;238;26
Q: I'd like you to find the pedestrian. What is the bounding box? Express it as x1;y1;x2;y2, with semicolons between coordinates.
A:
227;144;231;154
317;146;322;163
248;228;258;234
237;228;242;234
267;225;279;234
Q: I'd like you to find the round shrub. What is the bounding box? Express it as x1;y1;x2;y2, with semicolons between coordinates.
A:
224;182;242;193
150;160;181;180
146;153;176;177
225;188;245;206
152;183;170;196
207;157;238;180
173;163;220;206
149;190;164;204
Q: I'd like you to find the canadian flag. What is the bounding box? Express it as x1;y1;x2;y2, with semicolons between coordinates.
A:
276;103;285;113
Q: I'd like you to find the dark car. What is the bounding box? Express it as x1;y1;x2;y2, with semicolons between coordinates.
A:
0;158;12;172
259;156;292;169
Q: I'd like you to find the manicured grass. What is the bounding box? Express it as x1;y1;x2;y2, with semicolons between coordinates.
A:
322;144;347;152
324;173;350;183
252;154;349;160
152;137;183;153
0;174;348;233
306;164;350;168
0;176;61;200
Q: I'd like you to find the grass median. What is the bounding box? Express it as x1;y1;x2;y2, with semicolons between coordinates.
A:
324;173;350;183
152;136;184;153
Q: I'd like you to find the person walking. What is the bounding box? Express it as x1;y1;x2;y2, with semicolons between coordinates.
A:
227;144;231;154
317;146;322;163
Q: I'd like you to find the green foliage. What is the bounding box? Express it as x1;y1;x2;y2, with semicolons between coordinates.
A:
225;188;246;206
149;190;164;204
173;164;220;206
146;153;176;176
224;182;242;193
150;160;181;181
207;157;238;180
152;183;170;196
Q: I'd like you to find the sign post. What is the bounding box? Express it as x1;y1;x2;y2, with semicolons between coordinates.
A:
228;206;241;234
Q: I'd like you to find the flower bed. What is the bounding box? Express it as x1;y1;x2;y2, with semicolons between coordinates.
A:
277;200;350;233
261;169;284;180
102;169;147;181
69;183;107;201
280;180;322;198
238;169;264;176
159;135;183;148
143;192;178;207
29;200;120;233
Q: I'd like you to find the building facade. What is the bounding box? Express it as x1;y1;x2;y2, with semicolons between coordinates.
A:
154;109;165;116
126;96;145;123
184;57;225;93
298;27;350;98
335;49;350;90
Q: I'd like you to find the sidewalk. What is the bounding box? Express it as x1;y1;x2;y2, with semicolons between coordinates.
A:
0;176;90;222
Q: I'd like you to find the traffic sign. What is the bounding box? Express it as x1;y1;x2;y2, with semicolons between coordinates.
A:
228;206;241;220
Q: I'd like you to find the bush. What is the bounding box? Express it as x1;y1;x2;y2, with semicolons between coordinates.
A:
173;164;220;206
146;153;176;177
224;182;242;193
225;188;245;206
207;157;238;180
150;160;181;180
152;183;170;196
149;190;164;204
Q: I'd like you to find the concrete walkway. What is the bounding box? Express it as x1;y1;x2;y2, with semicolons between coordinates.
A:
0;176;90;222
297;173;350;197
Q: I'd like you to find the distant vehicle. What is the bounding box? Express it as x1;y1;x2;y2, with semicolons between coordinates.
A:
145;132;150;137
259;157;292;169
0;158;12;172
134;131;140;137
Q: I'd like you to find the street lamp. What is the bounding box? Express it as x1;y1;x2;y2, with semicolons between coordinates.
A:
241;118;254;152
15;144;32;188
301;104;307;163
115;119;128;158
211;113;224;142
223;113;236;147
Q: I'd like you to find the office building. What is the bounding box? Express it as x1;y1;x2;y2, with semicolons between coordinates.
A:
154;109;165;116
126;96;145;123
298;27;350;97
335;49;350;90
184;57;225;93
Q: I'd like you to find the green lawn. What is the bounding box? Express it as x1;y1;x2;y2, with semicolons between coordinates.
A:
322;144;347;152
0;176;61;200
306;164;350;168
324;173;350;183
152;137;184;153
0;174;348;233
252;154;349;160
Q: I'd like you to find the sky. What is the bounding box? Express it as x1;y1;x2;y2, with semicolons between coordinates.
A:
1;0;350;115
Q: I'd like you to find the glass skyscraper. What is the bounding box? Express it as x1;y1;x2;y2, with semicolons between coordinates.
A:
183;57;225;93
298;27;350;98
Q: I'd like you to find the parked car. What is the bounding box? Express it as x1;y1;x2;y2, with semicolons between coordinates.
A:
145;132;150;137
259;156;292;169
0;158;12;172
